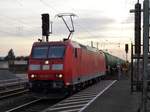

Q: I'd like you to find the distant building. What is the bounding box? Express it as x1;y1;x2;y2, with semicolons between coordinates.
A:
14;60;28;65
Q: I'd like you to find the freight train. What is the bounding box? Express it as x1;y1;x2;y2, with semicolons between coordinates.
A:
27;39;125;98
103;51;125;74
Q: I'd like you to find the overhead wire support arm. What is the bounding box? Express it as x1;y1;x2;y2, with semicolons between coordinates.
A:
130;8;150;13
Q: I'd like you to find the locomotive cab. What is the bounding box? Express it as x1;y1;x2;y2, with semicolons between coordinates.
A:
28;41;69;97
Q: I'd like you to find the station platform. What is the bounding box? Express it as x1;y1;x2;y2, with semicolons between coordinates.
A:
83;78;141;112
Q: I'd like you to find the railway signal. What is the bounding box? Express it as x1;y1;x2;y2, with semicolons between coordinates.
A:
125;44;128;54
42;14;49;41
125;44;128;61
41;13;52;42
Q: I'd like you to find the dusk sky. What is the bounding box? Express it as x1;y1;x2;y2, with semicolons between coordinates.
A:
0;0;139;59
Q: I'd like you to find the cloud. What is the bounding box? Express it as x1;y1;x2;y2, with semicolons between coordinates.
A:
75;17;115;31
52;16;115;35
0;14;115;39
122;15;134;24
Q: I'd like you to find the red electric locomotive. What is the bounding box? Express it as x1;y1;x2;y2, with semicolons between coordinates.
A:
28;39;106;98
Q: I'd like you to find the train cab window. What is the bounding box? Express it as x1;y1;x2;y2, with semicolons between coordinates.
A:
48;46;65;58
74;48;78;58
32;46;48;59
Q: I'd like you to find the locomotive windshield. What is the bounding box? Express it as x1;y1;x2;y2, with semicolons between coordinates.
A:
32;46;48;59
48;46;65;58
32;45;65;59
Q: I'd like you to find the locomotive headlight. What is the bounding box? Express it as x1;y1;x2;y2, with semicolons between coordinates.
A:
66;82;70;86
56;74;63;78
45;60;49;64
31;74;36;78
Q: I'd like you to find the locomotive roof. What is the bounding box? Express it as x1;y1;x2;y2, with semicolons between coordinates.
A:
102;51;125;62
33;40;99;53
70;41;99;53
33;41;66;46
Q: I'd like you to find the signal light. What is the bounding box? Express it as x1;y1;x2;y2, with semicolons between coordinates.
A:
42;14;49;36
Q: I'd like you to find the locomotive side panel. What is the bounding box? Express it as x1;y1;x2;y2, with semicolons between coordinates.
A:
71;48;82;85
63;44;74;86
75;47;106;83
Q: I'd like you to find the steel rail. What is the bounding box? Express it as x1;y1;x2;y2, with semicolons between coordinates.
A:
0;88;29;100
5;98;42;112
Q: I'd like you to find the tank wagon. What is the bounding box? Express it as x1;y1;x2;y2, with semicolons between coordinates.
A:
28;40;106;98
103;51;125;74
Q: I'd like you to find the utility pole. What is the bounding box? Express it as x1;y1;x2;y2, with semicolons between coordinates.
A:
142;0;149;111
130;0;141;84
130;0;149;111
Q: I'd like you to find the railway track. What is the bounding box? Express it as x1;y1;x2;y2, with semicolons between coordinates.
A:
0;77;59;112
0;78;27;89
0;78;28;100
0;78;28;92
0;87;29;100
5;98;60;112
5;98;42;112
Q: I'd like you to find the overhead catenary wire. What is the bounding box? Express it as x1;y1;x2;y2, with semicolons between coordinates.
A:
0;0;56;37
38;0;103;39
0;0;133;41
39;0;60;13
